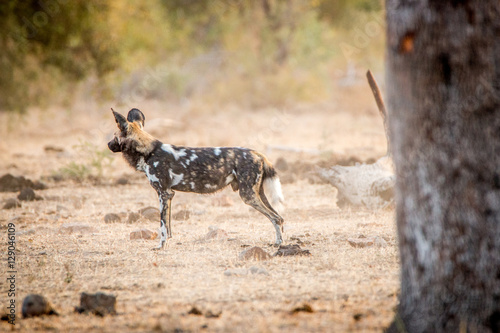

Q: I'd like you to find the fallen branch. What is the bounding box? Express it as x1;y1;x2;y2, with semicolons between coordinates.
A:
317;70;395;209
366;70;390;156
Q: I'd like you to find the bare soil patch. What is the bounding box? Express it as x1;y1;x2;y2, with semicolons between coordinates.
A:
0;86;399;332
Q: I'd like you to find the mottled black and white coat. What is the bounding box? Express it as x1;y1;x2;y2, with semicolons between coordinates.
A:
108;108;285;250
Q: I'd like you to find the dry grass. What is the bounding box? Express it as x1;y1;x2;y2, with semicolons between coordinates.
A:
0;81;399;332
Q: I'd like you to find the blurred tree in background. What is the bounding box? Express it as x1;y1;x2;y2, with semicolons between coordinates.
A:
0;0;117;112
0;0;383;113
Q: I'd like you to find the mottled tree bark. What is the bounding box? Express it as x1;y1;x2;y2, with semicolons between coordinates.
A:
386;1;500;332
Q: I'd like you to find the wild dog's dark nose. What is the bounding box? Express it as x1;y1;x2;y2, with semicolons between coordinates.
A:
108;137;121;152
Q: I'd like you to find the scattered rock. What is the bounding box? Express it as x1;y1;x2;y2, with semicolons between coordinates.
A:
1;312;10;322
2;198;21;209
353;313;365;321
56;205;69;212
44;145;65;153
224;266;269;276
59;223;96;235
204;227;228;240
130;229;158;240
274;244;311;257
279;173;296;184
188;306;203;316
316;155;395;209
348;236;388;248
18;188;43;201
239;247;272;261
374;236;388;247
275;157;289;172
139;206;160;221
212;195;234;207
0;173;46;192
205;310;222;318
22;294;58;318
71;196;86;210
16;229;35;236
348;237;375;248
173;209;190;221
104;213;121;223
291;303;314;314
290;236;305;245
128;212;141;223
18;188;35;201
187;306;221;318
223;268;249;276
8;215;29;224
47;174;64;183
75;292;116;316
248;266;270;276
116;177;129;185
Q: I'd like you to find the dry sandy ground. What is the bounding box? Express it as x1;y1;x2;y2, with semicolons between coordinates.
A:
0;82;400;332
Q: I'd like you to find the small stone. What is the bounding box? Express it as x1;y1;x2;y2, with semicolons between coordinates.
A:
374;236;388;247
59;223;96;235
22;294;58;318
116;177;129;185
18;188;43;201
0;173;46;192
274;244;312;257
75;292;116;316
239;247;272;261
224;268;249;276
3;198;21;209
275;157;289;172
291;303;314;314
204;227;228;240
212;195;234;207
249;266;270;275
130;229;158;240
16;229;35;236
188;306;203;316
104;213;121;223
348;238;374;248
139;206;160;221
44;145;65;153
56;205;69;212
187;306;221;318
279;173;296;184
128;212;141;223
204;310;222;318
353;313;364;321
173;209;190;220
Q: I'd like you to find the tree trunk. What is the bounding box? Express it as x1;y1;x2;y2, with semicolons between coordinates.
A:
386;1;500;332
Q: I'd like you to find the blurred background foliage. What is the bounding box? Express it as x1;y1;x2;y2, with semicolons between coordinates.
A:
0;0;384;113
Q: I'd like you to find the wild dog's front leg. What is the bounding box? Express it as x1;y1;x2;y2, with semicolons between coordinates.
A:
154;190;175;250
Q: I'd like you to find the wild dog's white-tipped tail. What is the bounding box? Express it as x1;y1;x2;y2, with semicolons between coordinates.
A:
263;176;285;214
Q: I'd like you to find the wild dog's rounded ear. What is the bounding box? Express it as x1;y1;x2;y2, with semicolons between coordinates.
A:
127;108;145;129
111;108;128;132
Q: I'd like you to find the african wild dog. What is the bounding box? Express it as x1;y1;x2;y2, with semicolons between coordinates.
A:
108;108;285;250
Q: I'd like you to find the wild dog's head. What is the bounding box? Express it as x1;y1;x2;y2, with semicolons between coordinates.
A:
107;108;156;156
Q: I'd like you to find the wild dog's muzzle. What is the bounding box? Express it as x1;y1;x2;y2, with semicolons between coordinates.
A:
108;137;121;152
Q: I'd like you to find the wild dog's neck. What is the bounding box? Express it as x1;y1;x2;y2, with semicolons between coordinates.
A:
121;139;162;171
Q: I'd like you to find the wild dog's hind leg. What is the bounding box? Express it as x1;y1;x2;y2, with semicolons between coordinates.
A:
239;179;284;246
258;186;284;233
154;190;175;250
